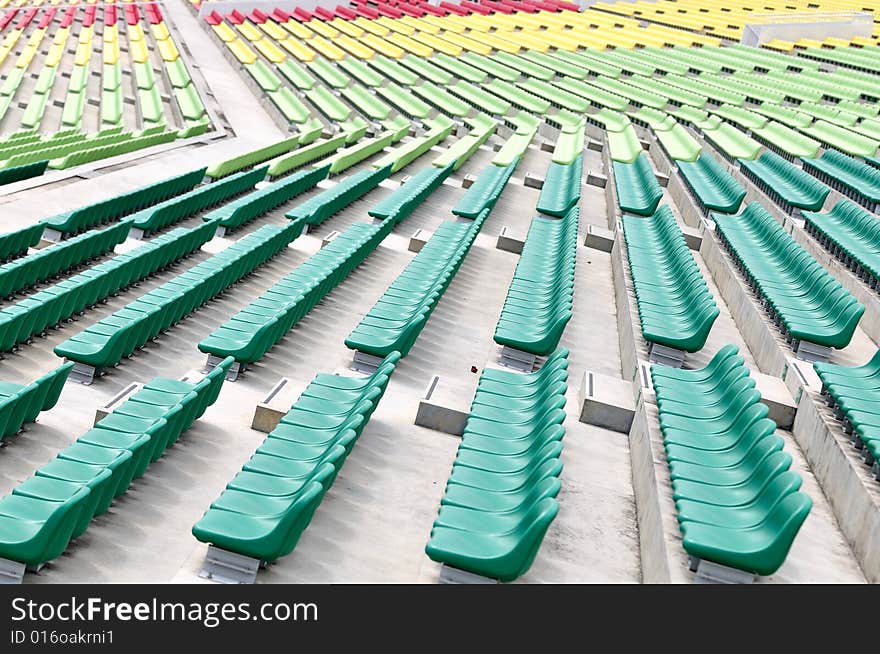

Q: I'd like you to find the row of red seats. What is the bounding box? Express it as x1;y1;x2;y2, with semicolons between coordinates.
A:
205;0;577;27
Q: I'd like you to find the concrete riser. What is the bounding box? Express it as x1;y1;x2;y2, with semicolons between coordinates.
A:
699;229;790;377
792;392;880;582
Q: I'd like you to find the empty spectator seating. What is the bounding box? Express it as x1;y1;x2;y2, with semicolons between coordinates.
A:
345;212;487;359
0;363;73;440
453;161;517;218
206;137;301;179
191;354;398;568
0;221;218;354
131;167;266;236
0;359;232;574
612;153;663;216
204;164;330;233
0;221;130;299
43;168;206;237
286;166;392;225
814;349;880;477
494;207;577;357
713;203;864;355
677;154;746;215
536;155;582;217
0;223;45;262
802;200;880;291
368;164;455;224
622;206;718;354
650;345;812;577
54;220;306;375
739;152;830;214
198;220;391;365
425;348;568;581
801;149;880;212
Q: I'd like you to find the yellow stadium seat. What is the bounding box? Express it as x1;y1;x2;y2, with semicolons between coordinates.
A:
213;22;238;42
282;19;313;40
73;41;91;66
77;25;93;46
408;17;440;35
150;22;170;42
127;23;144;43
412;31;462;56
386;31;433;57
280;37;316;62
377;16;414;36
513;30;551;52
439;30;492;55
467;29;519;54
330;18;363;38
354;17;389;37
257;20;286;41
360;32;404;58
336;34;374;59
102;40;119;65
53;26;69;46
309;35;345;60
420;15;463;33
229;38;258;64
45;42;64;67
236;21;263;42
158;37;180;62
129;38;149;64
305;19;339;39
254;38;286;63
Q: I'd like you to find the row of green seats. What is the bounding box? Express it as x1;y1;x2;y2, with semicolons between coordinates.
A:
286;165;392;225
376;81;432;119
738;151;829;214
0;359;232;574
51;130;178;170
713;203;864;352
802;119;879;158
701;119;762;161
0;363;72;440
0;223;45;262
815;349;880;477
0;221;130;299
199;220;392;365
267;134;347;178
751;121;821;160
192;354;398;568
622;206;719;353
536;155;582;217
0;221;217;353
612;153;663;217
433;114;496;171
44;167;205;235
655;122;701;162
0;160;48;186
340;83;392;120
517;78;590;114
425;348;568;582
710;104;767;131
802;200;880;290
54;220;306;373
552;120;585;165
412;80;470;118
345;212;487;359
453;160;517;219
369;164;454;224
650;345;812;577
204;164;329;233
677;154;746;215
494;207;577;357
493;114;538;166
374;120;454;173
801;149;880;212
327;129;398;174
482;79;550;115
305;84;351;123
130;166;266;235
607;124;643;164
207;136;300;179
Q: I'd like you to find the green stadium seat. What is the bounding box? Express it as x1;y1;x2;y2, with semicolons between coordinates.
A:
738;151;830;214
613;153;663;216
